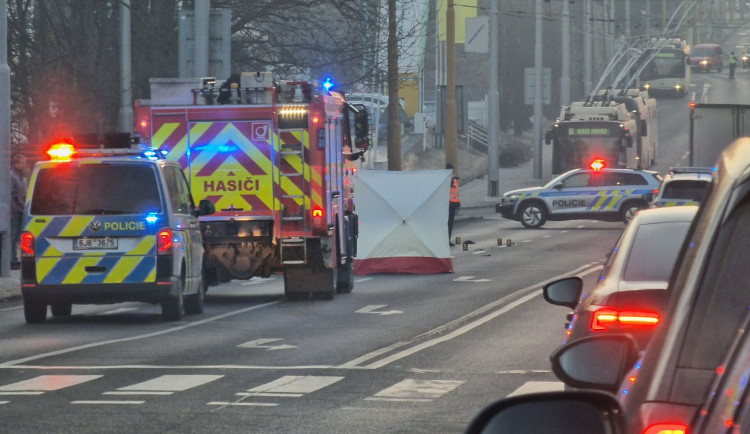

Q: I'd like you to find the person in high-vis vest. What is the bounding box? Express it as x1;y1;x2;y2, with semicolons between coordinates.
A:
447;163;461;246
729;51;738;79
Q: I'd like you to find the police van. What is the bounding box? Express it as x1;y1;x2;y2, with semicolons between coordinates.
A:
20;139;215;323
646;166;713;208
496;161;662;229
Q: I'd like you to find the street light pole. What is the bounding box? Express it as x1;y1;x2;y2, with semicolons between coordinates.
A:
533;0;543;180
487;1;499;197
445;0;458;173
0;0;9;276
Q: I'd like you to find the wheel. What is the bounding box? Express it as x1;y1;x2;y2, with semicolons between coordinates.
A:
24;299;47;323
336;257;354;294
183;273;205;315
161;275;184;321
519;202;548;229
50;302;72;317
621;201;647;224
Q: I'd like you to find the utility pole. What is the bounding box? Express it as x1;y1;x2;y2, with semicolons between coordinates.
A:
0;0;9;277
533;0;543;180
445;0;458;173
118;0;133;134
561;0;570;106
194;0;210;78
487;1;499;197
387;0;402;170
584;0;592;95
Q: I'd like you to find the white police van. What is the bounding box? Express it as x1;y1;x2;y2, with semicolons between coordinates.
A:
647;167;713;208
496;162;662;229
20;139;215;323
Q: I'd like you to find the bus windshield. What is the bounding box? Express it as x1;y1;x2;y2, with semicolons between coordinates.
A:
640;49;686;81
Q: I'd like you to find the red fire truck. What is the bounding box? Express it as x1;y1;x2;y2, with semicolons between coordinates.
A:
134;73;370;299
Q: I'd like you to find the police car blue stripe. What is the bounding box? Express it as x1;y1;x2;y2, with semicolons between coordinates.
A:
42;257;79;285
124;257;156;283
40;216;72;239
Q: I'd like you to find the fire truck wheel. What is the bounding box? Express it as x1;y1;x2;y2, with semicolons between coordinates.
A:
337;258;354;294
50;302;72;317
184;274;205;315
24;299;47;324
161;274;185;321
519;201;547;229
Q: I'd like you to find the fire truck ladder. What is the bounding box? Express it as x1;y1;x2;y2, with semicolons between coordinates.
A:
278;131;309;265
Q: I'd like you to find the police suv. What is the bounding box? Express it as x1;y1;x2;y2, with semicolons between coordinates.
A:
646;166;713;208
496;163;662;229
20;140;215;323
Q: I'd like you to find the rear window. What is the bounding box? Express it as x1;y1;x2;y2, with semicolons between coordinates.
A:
623;220;692;281
661;180;710;202
30;163;162;215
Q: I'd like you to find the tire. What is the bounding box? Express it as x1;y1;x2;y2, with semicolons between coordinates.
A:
621;201;647;224
161;275;184;321
519;202;548;229
336;258;354;294
183;273;205;315
50;302;72;317
24;299;47;323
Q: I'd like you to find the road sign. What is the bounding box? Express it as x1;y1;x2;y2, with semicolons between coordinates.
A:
524;68;551;105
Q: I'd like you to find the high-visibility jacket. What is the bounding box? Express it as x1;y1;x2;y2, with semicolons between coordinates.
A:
450;177;460;205
730;55;737;65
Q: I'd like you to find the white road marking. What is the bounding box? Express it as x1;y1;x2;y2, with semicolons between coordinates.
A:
522;239;532;243
104;391;172;396
101;307;139;315
560;230;568;233
208;402;278;407
454;276;491;282
496;369;551;374
354;277;373;283
71;400;144;405
340;264;603;369
0;401;8;404
471;249;486;254
240;277;278;286
115;374;223;392
366;379;464;402
576;225;586;228
245;375;344;396
0;392;43;396
236;392;303;398
0;301;282;367
355;305;403;315
507;381;564;397
238;338;297;350
0;375;102;391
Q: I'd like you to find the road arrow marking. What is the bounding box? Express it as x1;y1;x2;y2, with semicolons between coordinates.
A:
238;338;297;351
453;276;491;282
355;305;403;315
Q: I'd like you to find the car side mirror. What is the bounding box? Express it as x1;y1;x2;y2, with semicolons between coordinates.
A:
544;129;553;145
642;192;654;203
354;109;371;151
550;334;640;392
196;199;215;217
464;391;625;434
553;182;564;190
543;277;583;309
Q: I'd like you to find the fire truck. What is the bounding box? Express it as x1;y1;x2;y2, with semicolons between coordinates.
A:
134;72;370;300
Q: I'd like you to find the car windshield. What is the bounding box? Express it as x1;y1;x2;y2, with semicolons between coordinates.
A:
691;46;715;57
623;220;692;281
30;163;162;215
661;180;710;201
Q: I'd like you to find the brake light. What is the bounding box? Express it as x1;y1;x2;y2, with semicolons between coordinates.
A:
46;143;76;161
312;207;324;218
689;101;696;109
590;158;606;172
642;423;687;434
20;232;35;257
591;308;660;331
157;229;173;254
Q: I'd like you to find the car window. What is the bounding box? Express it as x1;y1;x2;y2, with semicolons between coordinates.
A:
562;173;590;188
661;180;709;201
679;193;750;368
30;163;162;215
623;221;692;281
164;165;191;215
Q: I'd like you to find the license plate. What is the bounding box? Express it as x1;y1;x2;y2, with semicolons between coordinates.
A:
74;237;118;250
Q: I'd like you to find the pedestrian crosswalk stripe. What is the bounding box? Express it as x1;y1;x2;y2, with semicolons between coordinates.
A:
245;375;344;396
114;375;223;392
367;379;464;402
71;400;144;405
208;402;278;407
0;375;101;392
506;381;564;397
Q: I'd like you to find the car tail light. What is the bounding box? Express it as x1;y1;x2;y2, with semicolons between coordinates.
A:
20;232;35;257
591;308;660;331
642;422;687;434
157;229;173;254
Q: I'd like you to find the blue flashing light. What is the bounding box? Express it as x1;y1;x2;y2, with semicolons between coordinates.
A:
323;77;334;92
145;213;159;224
142;150;159;160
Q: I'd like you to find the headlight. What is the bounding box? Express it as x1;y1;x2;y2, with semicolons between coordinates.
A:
700;59;708;65
643;83;651;90
502;194;519;205
674;84;682;90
